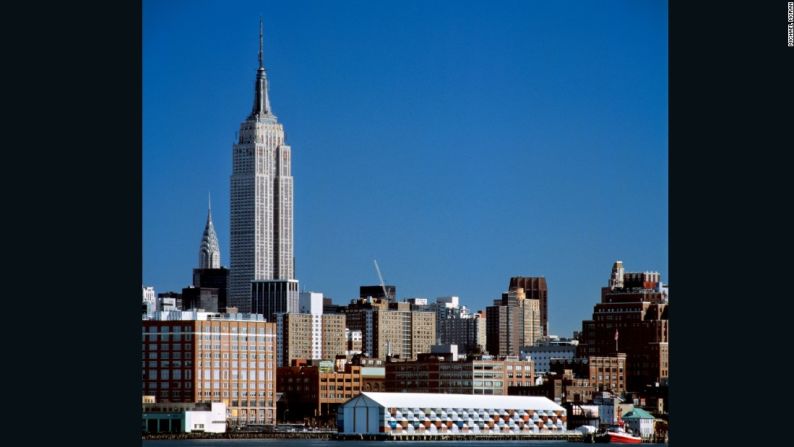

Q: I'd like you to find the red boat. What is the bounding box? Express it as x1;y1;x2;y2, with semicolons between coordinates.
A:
595;422;642;444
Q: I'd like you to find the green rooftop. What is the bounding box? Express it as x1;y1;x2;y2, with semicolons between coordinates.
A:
622;408;655;419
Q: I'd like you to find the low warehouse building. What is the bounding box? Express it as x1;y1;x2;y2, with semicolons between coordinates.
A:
142;402;227;433
339;392;566;435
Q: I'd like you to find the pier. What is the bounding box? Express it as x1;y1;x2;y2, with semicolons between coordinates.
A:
334;432;586;441
143;431;588;441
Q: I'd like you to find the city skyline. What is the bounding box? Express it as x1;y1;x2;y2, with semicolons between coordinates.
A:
143;0;668;336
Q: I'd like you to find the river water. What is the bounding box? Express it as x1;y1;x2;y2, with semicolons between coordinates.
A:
143;440;665;446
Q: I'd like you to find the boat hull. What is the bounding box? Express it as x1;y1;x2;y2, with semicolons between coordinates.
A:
595;431;642;444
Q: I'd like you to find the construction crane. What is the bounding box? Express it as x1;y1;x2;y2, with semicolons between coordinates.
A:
373;260;390;301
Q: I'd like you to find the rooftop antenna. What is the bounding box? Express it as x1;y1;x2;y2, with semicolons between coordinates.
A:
373;260;389;301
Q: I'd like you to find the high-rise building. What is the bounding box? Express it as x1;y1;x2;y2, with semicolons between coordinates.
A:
345;298;435;360
486;287;541;356
189;267;229;311
276;312;346;367
321;313;346;361
251;279;299;321
486;302;521;356
508;277;548;336
432;297;485;354
577;261;669;392
229;22;295;312
184;201;230;312
141;310;277;427
276;313;317;367
181;286;222;313
199;196;221;269
475;311;487;351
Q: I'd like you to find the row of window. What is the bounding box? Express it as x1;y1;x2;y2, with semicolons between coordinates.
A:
144;326;273;335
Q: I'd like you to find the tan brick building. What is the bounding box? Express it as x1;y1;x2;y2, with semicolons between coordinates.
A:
386;353;535;394
321;314;346;360
142;311;277;427
276;313;347;367
486;287;542;356
345;298;435;360
587;354;627;395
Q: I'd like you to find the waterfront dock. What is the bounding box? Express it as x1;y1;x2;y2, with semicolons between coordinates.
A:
143;431;589;441
335;432;586;441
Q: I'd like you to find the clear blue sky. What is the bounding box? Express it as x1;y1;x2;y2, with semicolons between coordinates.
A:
143;0;668;337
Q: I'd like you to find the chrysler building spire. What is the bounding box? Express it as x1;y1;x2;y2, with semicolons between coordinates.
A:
251;17;273;119
199;194;221;269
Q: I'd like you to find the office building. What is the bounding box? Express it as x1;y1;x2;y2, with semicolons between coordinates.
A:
386;353;535;394
577;261;668;391
276;312;346;367
141;310;277;427
345;300;435;360
251;279;299;321
229;22;296;312
508;277;548;337
486;287;541;356
433;297;486;354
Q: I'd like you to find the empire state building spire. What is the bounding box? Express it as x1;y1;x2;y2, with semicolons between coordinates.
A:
199;194;221;269
251;17;273;119
229;20;295;312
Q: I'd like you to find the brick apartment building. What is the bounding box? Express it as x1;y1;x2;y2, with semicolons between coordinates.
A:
276;360;364;426
386;353;535;395
142;310;277;427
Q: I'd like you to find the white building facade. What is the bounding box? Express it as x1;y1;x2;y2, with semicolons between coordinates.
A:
143;286;157;313
521;337;579;374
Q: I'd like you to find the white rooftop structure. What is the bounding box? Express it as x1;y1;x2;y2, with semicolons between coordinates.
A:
142;310;266;321
436;296;460;308
299;291;324;315
354;392;564;411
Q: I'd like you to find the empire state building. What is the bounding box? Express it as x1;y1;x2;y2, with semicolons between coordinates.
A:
229;22;296;314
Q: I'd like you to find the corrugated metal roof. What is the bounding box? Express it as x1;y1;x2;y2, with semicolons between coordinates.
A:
352;392;565;411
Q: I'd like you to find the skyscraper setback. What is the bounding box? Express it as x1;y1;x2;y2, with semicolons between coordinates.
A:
229;23;295;312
